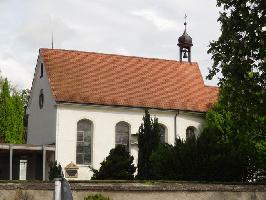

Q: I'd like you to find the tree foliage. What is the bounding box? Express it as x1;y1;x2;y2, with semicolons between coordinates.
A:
136;109;161;180
207;0;266;180
20;89;31;110
91;145;136;180
150;130;246;182
48;161;64;180
0;72;29;143
0;79;24;143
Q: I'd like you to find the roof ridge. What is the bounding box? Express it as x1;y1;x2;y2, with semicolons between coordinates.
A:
40;48;199;65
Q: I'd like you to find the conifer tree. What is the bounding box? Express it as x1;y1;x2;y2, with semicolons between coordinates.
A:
136;109;161;179
91;145;136;180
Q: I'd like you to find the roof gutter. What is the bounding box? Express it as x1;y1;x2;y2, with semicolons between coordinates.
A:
55;101;206;115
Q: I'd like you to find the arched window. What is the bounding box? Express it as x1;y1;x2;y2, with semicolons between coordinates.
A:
186;126;197;140
115;122;130;151
76;119;93;165
159;124;167;143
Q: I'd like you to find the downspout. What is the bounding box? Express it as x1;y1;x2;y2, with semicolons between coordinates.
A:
174;110;179;141
55;103;60;161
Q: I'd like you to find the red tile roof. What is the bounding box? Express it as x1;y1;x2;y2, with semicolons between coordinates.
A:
40;48;218;112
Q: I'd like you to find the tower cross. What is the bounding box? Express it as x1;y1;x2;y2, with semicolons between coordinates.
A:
184;14;187;30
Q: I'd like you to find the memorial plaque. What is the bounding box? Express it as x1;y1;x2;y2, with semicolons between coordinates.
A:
65;162;79;178
66;169;78;178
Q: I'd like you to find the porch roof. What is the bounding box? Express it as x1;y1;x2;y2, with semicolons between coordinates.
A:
0;143;55;151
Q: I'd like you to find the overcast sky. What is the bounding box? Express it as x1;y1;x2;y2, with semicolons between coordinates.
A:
0;0;221;90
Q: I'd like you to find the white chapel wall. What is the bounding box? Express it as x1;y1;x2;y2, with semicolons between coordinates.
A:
176;111;205;139
55;104;204;180
26;56;57;145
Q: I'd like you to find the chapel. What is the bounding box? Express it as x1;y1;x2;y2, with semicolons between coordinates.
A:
26;24;218;180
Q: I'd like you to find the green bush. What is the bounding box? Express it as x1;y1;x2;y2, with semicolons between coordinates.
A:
84;194;110;200
149;143;178;180
91;145;136;180
150;129;246;182
48;161;64;180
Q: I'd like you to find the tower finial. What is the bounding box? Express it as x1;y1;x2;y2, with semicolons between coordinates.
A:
51;32;54;49
184;14;187;31
50;14;54;49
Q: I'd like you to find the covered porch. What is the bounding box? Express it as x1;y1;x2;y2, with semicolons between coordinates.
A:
0;144;55;181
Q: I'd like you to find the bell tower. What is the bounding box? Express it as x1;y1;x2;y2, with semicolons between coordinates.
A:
177;15;193;62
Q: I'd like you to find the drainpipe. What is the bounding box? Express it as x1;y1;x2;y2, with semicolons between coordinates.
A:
174;110;179;141
42;145;46;181
55;104;59;160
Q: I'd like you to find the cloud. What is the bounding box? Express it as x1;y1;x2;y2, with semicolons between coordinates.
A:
131;9;178;31
0;0;221;89
15;16;77;50
0;57;32;89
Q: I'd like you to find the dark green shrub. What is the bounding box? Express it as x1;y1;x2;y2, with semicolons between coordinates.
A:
197;128;246;181
48;161;64;180
149;143;177;180
150;129;246;182
91;145;136;180
84;194;110;200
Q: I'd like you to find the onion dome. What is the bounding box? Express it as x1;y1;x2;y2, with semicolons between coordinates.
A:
178;29;193;48
177;22;193;48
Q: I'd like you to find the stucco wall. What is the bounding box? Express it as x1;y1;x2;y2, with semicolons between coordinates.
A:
56;104;204;180
27;55;57;145
0;182;265;200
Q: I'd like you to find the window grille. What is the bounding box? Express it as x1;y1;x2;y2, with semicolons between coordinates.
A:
186;126;196;140
115;122;130;151
76;119;92;165
159;124;166;143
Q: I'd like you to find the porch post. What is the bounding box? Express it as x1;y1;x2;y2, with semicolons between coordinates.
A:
43;145;46;181
9;144;13;180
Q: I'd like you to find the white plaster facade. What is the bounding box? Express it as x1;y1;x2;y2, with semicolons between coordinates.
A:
27;55;56;145
27;54;206;180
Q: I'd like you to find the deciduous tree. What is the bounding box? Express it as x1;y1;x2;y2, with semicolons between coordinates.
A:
208;0;266;179
0;79;24;143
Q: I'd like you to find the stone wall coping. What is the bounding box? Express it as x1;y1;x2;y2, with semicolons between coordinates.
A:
0;181;265;192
